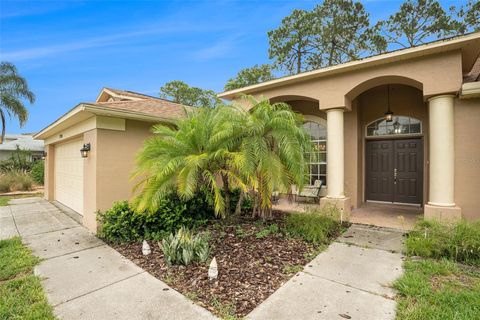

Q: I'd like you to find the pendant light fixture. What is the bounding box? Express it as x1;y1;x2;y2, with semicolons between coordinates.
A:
384;84;393;122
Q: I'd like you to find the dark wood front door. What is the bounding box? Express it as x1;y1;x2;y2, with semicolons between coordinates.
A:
366;138;423;205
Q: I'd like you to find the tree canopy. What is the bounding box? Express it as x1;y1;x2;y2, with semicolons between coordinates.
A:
263;0;478;78
0;62;35;144
376;0;458;48
268;9;316;74
224;64;275;91
267;0;386;74
308;0;386;68
159;80;219;108
450;0;480;35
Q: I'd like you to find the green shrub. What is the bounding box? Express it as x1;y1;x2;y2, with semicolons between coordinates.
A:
30;160;44;184
0;147;33;174
0;172;33;193
97;191;215;243
406;219;480;265
160;226;211;266
255;224;279;239
285;207;342;244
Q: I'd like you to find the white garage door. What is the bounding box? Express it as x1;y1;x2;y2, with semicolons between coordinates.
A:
55;139;84;215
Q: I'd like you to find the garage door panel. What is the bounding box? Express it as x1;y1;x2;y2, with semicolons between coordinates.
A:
55;139;84;215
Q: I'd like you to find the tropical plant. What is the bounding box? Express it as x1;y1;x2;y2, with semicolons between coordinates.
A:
0;146;33;174
159;80;220;108
133;106;248;217
224;64;275;91
160;226;211;266
134;97;311;220
0;62;35;144
239;97;312;219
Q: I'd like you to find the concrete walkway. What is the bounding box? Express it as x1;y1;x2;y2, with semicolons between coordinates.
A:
2;197;405;320
248;224;405;320
0;197;216;320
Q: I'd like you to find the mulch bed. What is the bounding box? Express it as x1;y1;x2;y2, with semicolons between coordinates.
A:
112;212;330;318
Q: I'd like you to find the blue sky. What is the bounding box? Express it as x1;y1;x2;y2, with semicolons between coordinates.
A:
0;0;468;134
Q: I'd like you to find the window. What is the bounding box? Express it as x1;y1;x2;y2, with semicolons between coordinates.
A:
303;121;327;186
366;116;422;137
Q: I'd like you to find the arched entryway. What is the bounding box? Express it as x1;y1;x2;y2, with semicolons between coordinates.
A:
355;84;427;207
364;115;424;205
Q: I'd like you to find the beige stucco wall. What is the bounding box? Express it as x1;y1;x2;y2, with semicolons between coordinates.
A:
454;97;480;221
44;144;55;201
91;120;153;230
83;129;97;230
43;117;154;232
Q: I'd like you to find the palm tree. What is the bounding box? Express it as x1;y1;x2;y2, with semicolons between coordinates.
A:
239;97;312;220
133;106;248;217
0;62;35;144
133;97;312;220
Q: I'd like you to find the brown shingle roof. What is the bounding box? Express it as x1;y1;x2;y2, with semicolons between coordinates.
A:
103;87;160;100
90;99;193;120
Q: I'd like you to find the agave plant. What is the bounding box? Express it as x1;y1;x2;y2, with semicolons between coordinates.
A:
160;226;211;266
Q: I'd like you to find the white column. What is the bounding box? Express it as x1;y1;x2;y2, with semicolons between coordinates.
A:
428;95;455;206
326;108;345;198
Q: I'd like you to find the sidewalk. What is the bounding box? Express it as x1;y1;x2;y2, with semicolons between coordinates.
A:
247;224;405;320
0;197;216;320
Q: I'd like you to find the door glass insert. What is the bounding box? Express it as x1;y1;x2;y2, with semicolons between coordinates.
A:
366;116;422;137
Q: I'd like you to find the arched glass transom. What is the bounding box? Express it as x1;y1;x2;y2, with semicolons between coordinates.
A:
303;121;327;186
366;116;422;137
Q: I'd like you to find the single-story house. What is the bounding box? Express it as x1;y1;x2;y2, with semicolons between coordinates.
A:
0;134;44;161
34;88;190;231
35;33;480;233
219;32;480;223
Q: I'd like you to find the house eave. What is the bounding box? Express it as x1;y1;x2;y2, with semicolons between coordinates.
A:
218;32;480;100
34;103;175;140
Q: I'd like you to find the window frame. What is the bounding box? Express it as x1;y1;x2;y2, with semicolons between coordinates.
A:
303;120;327;187
365;116;422;138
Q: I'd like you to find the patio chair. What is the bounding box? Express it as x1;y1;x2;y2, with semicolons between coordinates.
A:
292;179;323;203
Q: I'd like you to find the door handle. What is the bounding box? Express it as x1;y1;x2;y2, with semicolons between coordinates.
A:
394;168;397;184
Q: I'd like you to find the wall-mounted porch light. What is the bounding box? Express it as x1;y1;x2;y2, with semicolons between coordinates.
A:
42;151;47;160
80;143;91;158
384;84;393;122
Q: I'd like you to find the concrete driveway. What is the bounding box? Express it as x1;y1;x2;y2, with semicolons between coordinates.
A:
1;197;216;320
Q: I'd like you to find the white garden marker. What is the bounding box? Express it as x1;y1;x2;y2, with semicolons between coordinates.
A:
208;257;218;280
142;240;151;255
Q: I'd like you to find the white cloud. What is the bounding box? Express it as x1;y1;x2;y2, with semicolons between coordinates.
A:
190;34;243;61
0;21;221;61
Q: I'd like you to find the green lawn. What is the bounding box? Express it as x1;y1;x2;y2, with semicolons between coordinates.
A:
0;237;55;320
0;196;11;206
394;258;480;320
